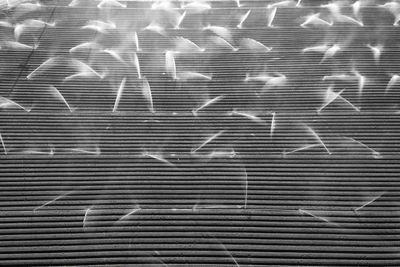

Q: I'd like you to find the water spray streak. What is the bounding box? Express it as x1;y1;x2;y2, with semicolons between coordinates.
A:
113;77;127;112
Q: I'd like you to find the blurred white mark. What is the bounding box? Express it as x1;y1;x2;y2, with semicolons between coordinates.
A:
210;36;238;51
49;86;74;112
143;151;175;167
174;37;205;52
235;0;241;8
300;13;332;28
355;192;384;212
130;52;141;79
27;57;58;80
230;109;265;124
177;71;212;81
132;31;141;51
14;19;56;41
206;148;236;159
142;77;154;113
203;24;232;43
103;49;125;64
192;95;224;116
118;205;141;221
343;137;382;159
143;22;166;35
70;146;101;155
113;77;127;112
318;87;343;113
191;130;226;154
283;143;321;155
81;20;116;34
379;2;400;26
181;1;211;13
1;41;38;50
366;44;383;63
321;2;363;26
240;38;272;52
351;67;366;95
303;124;331;154
97;0;126;8
270;112;276;137
34;191;73;211
0;96;30;112
0;132;6;155
165;50;177;80
245;73;286;87
152;0;175;10
83;207;92;228
302;44;330;53
237;10;251;29
385;74;400;94
0;21;13;28
266;7;277;28
65;59;105;81
321;44;340;63
268;0;297;8
205;233;241;267
69;42;101;54
299;208;338;226
174;11;186;29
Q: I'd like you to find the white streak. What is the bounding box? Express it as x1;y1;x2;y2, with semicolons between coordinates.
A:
343;136;382;159
143;152;174;167
97;0;126;8
81;20;116;34
240;38;272;52
143;22;165;35
299;208;338;226
302;44;329;53
304;124;331;154
385;74;400;94
284;143;321;155
174;11;186;29
49;86;73;112
270;112;276;137
210;36;238;51
231;109;264;124
65;59;105;81
367;44;383;62
203;25;232;42
317;87;344;113
83;207;92;228
267;7;277;28
34;191;73;211
1;41;37;50
130;52;141;79
142;77;154;113
0;96;30;112
177;71;212;81
300;13;332;28
355;192;384;211
165;50;177;80
0;132;6;155
174;37;205;52
191;130;226;154
192;95;224;116
69;42;101;53
237;10;250;28
113;77;127;112
118;205;141;221
27;57;58;80
103;49;125;64
132;31;141;51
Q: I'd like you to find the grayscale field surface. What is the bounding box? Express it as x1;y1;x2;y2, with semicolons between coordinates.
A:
0;0;400;266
